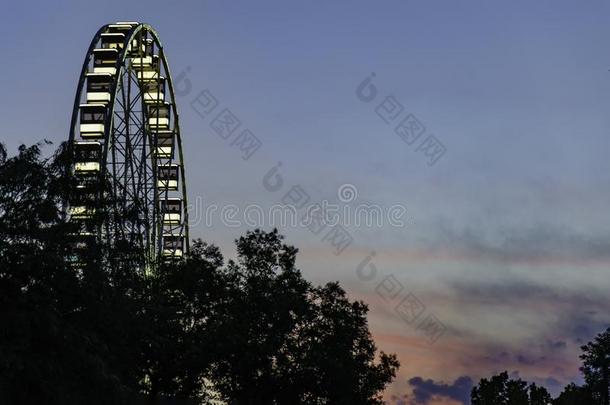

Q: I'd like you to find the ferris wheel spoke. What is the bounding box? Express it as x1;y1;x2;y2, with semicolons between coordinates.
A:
65;22;189;271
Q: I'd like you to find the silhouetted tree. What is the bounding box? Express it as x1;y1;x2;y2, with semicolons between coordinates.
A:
471;326;610;405
471;371;537;405
139;240;229;402
553;383;594;405
580;327;610;405
529;382;552;405
0;143;399;405
207;229;399;404
0;143;139;403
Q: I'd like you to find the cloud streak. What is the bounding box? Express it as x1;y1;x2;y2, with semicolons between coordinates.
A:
407;376;473;405
422;222;610;266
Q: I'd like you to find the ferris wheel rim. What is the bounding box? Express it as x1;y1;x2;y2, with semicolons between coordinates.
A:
67;22;190;266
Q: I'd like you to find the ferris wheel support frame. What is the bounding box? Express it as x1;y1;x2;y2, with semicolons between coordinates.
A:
66;22;190;269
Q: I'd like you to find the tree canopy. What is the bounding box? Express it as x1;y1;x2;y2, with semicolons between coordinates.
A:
471;327;610;405
0;143;399;404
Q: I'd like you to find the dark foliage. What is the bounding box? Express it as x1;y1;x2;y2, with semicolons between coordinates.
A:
0;143;399;404
470;371;531;405
553;383;594;405
471;327;610;405
579;327;610;405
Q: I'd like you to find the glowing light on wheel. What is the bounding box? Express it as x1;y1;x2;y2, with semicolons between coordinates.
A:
65;22;189;271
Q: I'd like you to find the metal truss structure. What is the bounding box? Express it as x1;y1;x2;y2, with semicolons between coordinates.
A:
65;22;188;271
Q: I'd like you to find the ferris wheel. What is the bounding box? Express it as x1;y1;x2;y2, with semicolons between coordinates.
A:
66;22;189;270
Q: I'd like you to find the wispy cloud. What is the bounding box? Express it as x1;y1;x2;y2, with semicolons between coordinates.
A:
406;376;472;405
420;221;610;266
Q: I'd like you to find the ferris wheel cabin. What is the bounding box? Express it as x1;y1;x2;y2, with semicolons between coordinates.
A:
134;55;160;82
86;73;112;104
80;104;106;139
67;231;96;252
68;189;97;220
100;32;125;50
143;77;165;104
92;48;118;75
155;131;175;158
157;164;179;190
73;141;102;173
162;234;184;259
79;104;106;139
105;22;146;55
107;23;135;34
66;231;96;268
147;103;170;130
160;198;182;225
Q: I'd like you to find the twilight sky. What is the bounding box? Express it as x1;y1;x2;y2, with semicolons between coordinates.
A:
2;1;610;403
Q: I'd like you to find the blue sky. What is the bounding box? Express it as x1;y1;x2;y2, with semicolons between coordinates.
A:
2;1;610;403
